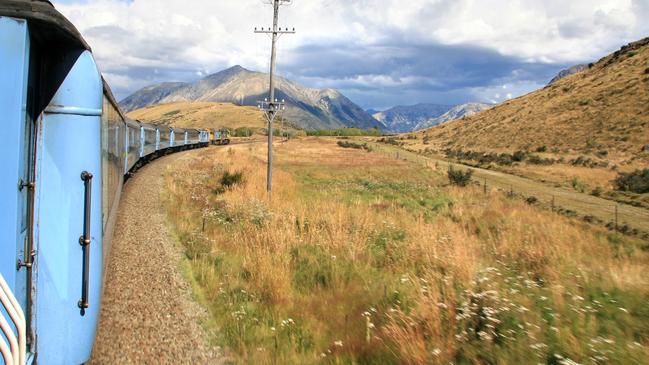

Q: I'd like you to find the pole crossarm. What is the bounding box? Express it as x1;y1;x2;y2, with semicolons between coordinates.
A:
254;28;296;34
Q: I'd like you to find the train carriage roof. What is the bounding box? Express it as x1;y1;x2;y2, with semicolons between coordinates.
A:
1;0;133;123
0;0;91;51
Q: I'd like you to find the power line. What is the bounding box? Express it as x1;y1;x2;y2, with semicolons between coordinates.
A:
255;0;295;196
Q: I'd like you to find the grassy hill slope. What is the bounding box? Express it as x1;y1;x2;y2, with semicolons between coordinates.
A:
394;38;649;203
411;37;649;162
127;101;269;131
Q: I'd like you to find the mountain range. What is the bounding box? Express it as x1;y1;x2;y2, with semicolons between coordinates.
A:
372;102;492;133
120;66;383;131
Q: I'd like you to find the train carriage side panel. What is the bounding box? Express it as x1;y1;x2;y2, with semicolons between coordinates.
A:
159;126;171;150
0;17;32;354
187;129;200;145
141;123;157;157
139;124;145;158
101;94;125;271
125;119;139;171
171;128;186;148
34;50;103;365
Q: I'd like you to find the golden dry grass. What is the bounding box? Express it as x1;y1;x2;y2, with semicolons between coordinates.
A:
127;101;269;131
162;137;649;364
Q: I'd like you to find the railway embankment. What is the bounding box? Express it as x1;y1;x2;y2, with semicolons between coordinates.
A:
90;151;223;364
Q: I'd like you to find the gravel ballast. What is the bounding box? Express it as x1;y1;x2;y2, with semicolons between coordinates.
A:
90;152;223;364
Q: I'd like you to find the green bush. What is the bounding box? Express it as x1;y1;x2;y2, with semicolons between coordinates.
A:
232;127;253;137
337;141;372;151
220;171;244;189
512;150;527;162
614;169;649;193
306;127;381;137
447;166;473;187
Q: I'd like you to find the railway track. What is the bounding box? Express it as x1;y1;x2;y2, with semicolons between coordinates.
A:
90;150;224;364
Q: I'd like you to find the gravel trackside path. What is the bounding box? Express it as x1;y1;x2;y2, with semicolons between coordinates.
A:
90;152;222;364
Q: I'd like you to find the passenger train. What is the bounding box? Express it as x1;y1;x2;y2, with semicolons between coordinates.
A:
0;1;213;363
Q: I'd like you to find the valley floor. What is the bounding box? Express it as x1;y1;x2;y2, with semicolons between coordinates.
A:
162;137;648;364
367;142;649;237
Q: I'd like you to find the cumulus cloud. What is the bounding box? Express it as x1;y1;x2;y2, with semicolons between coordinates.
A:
53;0;649;108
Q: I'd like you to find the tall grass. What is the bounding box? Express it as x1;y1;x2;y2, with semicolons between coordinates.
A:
163;140;649;364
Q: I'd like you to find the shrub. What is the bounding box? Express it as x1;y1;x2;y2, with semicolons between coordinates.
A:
378;137;403;146
614;169;649;193
526;196;538;205
536;145;547;152
591;186;604;197
220;171;244;189
527;154;556;165
447;166;473;187
571;177;586;193
337;141;371;151
512;150;527;162
163;109;180;117
233;127;253;137
307;127;381;137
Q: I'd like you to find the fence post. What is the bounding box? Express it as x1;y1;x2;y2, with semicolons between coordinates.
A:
551;196;555;212
483;178;487;195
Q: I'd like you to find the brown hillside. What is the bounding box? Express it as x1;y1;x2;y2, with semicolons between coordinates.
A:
411;37;649;163
127;101;269;131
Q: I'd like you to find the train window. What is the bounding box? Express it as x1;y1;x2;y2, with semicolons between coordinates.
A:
101;95;125;230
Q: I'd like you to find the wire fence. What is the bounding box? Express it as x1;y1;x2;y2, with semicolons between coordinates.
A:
368;142;649;239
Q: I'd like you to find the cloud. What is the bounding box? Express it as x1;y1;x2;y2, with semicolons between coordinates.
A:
52;0;649;108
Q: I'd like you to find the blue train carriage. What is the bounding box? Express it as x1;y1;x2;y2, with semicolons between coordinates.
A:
171;127;187;149
139;121;158;159
158;125;172;152
0;1;124;363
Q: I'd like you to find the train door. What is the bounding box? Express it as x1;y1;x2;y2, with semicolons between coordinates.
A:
0;16;35;356
33;50;104;364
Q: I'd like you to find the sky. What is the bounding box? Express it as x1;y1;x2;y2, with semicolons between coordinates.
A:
52;0;649;110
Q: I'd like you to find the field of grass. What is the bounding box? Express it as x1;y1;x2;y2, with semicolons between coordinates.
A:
162;137;649;364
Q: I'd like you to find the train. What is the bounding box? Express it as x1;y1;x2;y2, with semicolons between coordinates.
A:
210;128;231;146
0;1;220;364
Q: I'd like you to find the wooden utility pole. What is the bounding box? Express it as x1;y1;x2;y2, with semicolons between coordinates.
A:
255;0;295;195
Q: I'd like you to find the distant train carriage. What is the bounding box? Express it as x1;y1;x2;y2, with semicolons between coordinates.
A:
159;126;172;150
171;128;187;148
125;119;141;172
211;128;231;145
0;2;210;363
140;122;157;158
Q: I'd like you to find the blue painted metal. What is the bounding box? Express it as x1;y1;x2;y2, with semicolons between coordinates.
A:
0;16;32;358
139;125;145;158
43;106;102;116
125;120;139;171
34;50;103;364
142;125;156;157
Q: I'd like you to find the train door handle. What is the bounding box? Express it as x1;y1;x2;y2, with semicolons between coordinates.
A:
78;171;93;315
